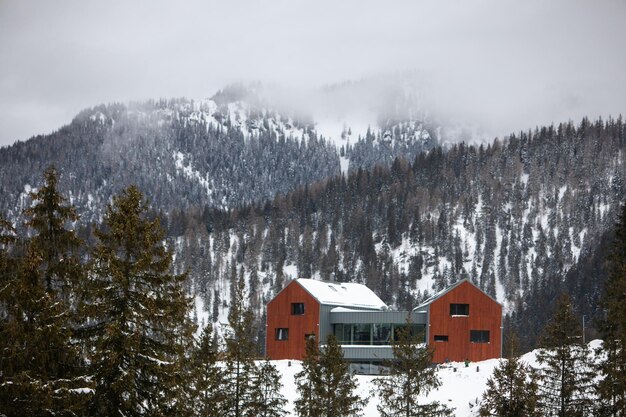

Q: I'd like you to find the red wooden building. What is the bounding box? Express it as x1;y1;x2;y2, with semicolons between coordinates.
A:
414;279;502;363
266;278;501;369
266;278;387;360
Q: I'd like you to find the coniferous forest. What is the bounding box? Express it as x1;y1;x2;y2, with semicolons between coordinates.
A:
2;94;626;415
1;107;625;352
171;115;625;353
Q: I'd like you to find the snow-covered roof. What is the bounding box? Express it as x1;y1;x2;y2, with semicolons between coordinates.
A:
330;307;362;313
413;278;502;311
296;278;387;310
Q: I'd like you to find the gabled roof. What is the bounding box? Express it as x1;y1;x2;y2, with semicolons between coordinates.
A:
296;278;387;310
413;278;502;311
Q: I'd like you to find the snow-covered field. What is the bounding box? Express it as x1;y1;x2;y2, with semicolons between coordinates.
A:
273;358;497;416
272;340;601;417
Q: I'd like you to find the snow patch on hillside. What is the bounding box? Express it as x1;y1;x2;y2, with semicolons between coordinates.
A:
173;151;213;197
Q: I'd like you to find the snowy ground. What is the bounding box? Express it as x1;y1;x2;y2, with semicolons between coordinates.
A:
273;358;497;416
272;340;602;417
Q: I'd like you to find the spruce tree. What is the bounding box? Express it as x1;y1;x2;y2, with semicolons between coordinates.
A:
294;337;323;417
597;202;626;417
84;185;194;416
0;169;91;417
373;322;452;417
478;334;540;417
23;166;83;298
189;324;225;417
319;334;366;417
223;273;258;417
250;359;287;417
0;246;92;417
295;335;366;417
535;294;595;417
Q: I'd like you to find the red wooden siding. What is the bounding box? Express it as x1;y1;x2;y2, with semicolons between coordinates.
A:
428;281;502;363
266;281;320;360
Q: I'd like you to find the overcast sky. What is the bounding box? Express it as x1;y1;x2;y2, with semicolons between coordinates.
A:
1;0;625;147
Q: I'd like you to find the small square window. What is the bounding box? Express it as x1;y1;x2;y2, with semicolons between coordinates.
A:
275;328;289;341
450;303;469;316
434;335;449;342
291;303;305;315
470;330;490;343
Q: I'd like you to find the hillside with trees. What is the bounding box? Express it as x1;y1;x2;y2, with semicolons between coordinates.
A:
169;116;625;351
0;85;439;226
2;108;625;352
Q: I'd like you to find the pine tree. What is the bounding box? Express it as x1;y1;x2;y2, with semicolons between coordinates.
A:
22;166;87;349
597;202;626;417
0;169;92;417
318;335;365;417
295;335;365;417
478;333;540;417
189;324;225;417
84;185;194;416
250;359;287;417
23;166;83;298
223;273;258;417
373;321;452;417
535;294;595;417
294;337;323;417
0;245;92;417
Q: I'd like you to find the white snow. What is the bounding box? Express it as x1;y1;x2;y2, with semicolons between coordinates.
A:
330;307;363;313
314;114;372;148
272;356;496;417
283;264;298;280
193;294;211;336
173;151;214;198
296;278;387;309
269;340;602;417
340;156;350;174
69;388;95;395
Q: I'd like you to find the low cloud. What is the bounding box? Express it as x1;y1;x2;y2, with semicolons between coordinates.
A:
1;0;625;146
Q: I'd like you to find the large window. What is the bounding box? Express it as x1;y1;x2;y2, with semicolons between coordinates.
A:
450;303;469;316
275;328;289;341
372;324;392;345
353;324;372;345
291;303;305;315
393;324;426;342
334;323;426;345
470;330;490;343
334;323;352;344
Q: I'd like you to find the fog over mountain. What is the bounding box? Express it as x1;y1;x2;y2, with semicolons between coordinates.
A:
1;0;625;146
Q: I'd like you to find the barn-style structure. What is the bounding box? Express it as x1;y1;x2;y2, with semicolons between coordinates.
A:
414;279;502;363
265;278;501;373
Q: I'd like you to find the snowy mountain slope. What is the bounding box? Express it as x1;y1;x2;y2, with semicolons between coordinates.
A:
182;117;625;353
0;82;443;226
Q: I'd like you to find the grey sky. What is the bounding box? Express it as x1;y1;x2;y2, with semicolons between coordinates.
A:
1;0;625;146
